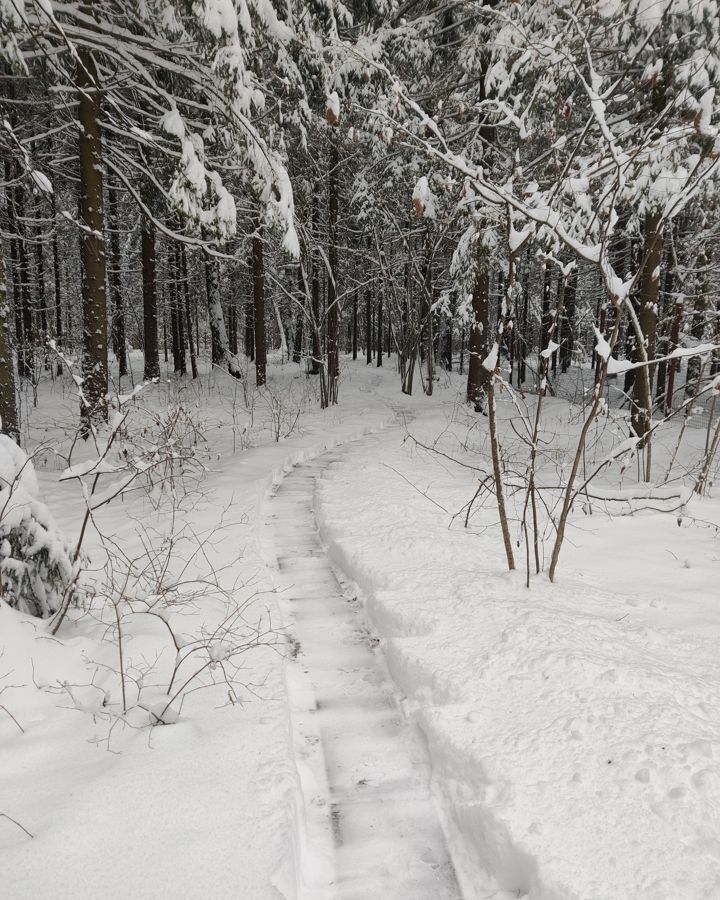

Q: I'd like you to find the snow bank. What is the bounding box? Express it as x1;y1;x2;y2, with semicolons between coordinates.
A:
0;436;73;618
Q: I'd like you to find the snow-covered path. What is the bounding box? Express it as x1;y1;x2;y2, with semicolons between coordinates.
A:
268;447;462;900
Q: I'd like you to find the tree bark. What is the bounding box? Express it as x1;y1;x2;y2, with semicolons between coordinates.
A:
228;301;238;356
35;227;47;338
560;271;576;373
466;265;491;410
0;247;19;442
6;170;32;381
253;229;266;386
327;129;340;404
293;266;304;364
685;246;710;397
654;261;674;410
352;291;358;361
365;287;372;365
51;192;63;374
205;255;223;367
376;293;383;367
631;212;663;446
422;240;434;395
142;216;160;380
205;251;241;378
244;288;254;360
77;2;108;424
17;207;33;381
180;242;198;379
171;241;186;375
309;194;322;375
106;183;127;377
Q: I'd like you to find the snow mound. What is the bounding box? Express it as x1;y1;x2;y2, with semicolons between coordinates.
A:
0;436;74;618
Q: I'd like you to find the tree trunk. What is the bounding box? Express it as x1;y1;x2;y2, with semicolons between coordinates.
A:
170;269;181;373
206;256;223;367
293;266;304;364
17;210;33;381
35;228;47;338
560;271;576;373
365;287;372;365
327;130;340;404
631;212;663;446
171;242;186;375
466;265;491;411
519;290;528;385
180;242;198;379
352;291;358;361
228;301;238;356
0;248;19;442
685;247;709;396
552;269;562;375
206;251;240;378
162;305;168;363
309;195;322;375
540;262;552;371
253;229;266;387
422;241;434;396
106;182;127;377
142;216;160;380
6;170;32;381
654;261;674;411
244;289;255;360
443;320;452;371
376;293;383;367
664;296;683;413
51;192;63;374
77;3;108;424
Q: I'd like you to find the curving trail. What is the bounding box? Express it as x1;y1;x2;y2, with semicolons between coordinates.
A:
268;444;462;900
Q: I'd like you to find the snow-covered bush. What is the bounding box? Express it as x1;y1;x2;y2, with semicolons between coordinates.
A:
0;435;74;618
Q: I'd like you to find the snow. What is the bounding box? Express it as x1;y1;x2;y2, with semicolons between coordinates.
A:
539;340;560;359
1;356;396;899
697;88;716;137
593;325;612;361
0;436;72;618
4;356;720;900
483;342;500;372
30;170;52;194
197;0;239;38
160;107;186;141
314;389;720;899
0;434;38;496
326;91;341;124
269;453;459;897
412;175;436;219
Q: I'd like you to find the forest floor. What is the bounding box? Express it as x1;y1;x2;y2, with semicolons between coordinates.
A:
2;353;720;899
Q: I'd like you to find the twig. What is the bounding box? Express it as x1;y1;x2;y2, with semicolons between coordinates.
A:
0;812;34;839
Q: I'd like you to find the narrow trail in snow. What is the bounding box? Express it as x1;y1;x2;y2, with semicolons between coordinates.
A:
268;437;463;900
